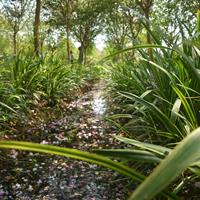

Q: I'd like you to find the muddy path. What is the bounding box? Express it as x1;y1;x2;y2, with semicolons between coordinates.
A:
0;81;130;200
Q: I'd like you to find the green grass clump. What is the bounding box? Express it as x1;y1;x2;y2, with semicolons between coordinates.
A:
0;52;102;124
107;40;200;141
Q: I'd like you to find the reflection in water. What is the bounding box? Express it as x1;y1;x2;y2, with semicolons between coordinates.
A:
92;82;106;116
92;91;106;116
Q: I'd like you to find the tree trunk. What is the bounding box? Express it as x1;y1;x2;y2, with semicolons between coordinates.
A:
144;8;153;60
136;0;153;60
78;44;84;64
66;1;71;64
84;47;87;64
34;0;41;56
13;31;17;54
66;24;70;63
144;10;150;42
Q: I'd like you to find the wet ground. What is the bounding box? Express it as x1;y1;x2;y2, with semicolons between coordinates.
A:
0;81;130;200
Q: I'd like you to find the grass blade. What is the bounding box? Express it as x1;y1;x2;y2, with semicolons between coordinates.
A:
0;102;17;113
116;136;171;156
170;98;182;124
93;149;162;163
173;86;197;129
0;140;144;181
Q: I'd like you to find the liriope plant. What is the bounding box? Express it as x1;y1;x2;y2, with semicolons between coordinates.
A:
106;41;200;141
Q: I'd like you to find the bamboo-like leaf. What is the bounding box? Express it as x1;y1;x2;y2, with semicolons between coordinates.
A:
0;140;144;181
102;44;200;82
170;99;182;124
102;44;172;61
0;102;17;113
129;127;200;200
93;149;162;163
115;136;171;156
94;141;200;178
140;57;174;82
173;86;197;129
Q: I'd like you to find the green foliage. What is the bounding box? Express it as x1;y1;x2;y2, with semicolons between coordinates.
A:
101;10;200;198
0;0;200;199
0;52;101;122
129;127;200;199
107;41;200;140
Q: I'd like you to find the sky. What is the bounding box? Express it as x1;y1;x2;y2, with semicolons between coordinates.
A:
94;34;106;51
73;34;106;51
0;2;106;51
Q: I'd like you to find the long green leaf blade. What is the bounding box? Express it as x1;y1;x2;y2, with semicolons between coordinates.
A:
116;136;171;156
0;140;144;180
93;149;162;163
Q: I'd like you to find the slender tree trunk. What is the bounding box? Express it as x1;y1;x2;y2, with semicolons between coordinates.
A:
144;9;150;43
84;47;87;64
66;1;71;64
66;24;70;63
34;0;41;56
78;44;84;64
13;31;17;54
144;8;153;60
137;0;153;60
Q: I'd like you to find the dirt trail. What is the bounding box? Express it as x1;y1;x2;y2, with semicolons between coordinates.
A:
0;81;129;200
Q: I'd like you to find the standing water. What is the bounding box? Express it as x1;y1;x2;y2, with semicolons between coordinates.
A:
92;81;107;116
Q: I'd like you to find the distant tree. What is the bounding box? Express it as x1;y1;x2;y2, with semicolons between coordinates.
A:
105;0;141;48
136;0;153;59
105;7;129;51
104;0;141;61
33;0;41;56
0;15;11;53
72;0;104;64
43;0;77;63
121;1;141;45
136;0;153;44
43;0;117;64
1;0;31;54
152;0;199;46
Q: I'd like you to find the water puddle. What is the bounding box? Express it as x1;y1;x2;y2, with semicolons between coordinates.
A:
92;87;106;116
